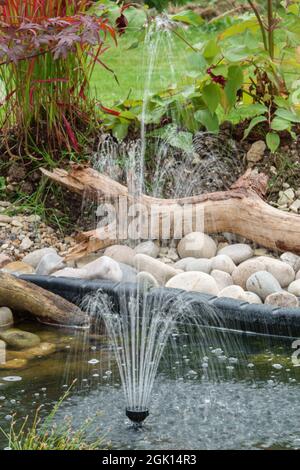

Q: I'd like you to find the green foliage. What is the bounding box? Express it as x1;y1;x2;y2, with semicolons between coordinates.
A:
0;385;107;450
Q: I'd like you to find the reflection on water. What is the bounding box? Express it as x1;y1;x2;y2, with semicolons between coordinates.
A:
0;321;300;450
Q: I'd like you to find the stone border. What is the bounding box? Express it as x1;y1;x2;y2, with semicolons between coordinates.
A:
18;275;300;338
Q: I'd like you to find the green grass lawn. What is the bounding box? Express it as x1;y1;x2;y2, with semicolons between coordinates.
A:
91;27;208;106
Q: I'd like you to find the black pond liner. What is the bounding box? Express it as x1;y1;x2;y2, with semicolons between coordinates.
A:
18;274;300;338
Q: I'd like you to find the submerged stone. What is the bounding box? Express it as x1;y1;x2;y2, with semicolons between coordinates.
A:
0;307;13;328
0;329;40;350
0;358;27;370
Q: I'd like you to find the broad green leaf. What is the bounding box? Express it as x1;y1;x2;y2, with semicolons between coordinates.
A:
271;117;291;131
219;19;259;40
112;123;129;141
275;108;300;123
119;110;137;121
266;132;280;153
202;83;221;114
195;109;219;133
171;10;204;26
243;115;267;139
224;65;244;108
203;40;220;61
222;46;249;62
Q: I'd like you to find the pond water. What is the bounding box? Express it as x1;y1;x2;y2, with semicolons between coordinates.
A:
0;321;300;450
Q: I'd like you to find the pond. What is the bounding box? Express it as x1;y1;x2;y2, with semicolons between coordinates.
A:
1;320;300;450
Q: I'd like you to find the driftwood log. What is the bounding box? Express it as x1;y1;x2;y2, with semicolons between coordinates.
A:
0;272;89;327
41;165;300;260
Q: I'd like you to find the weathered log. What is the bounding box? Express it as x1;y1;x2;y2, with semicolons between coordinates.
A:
41;165;300;259
0;272;89;328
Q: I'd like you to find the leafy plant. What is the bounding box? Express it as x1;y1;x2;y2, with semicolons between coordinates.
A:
0;0;119;155
0;384;108;450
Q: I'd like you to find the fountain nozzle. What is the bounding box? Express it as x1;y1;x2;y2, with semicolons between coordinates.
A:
126;408;149;424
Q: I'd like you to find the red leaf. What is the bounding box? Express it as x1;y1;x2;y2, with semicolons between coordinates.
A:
62;115;80;152
99;104;121;117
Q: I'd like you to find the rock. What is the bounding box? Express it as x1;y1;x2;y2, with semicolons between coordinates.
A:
218;243;253;264
0;254;12;269
246;271;282;300
280;252;300;273
166;272;219;295
134;241;159;258
54;256;123;283
118;263;137;283
174;257;196;270
177;232;217;259
19;236;33;251
289;199;300;213
0;307;13;328
243;292;262;304
52;267;86;278
232;257;295;288
23;248;57;268
288;279;300;296
265;292;299;308
185;258;212;273
134;254;178;285
27;214;41;223
8;342;56;360
211;255;236;274
0;358;28;370
36;252;65;275
0;215;12;223
137;272;159;290
277;188;295;206
0;329;40;350
218;285;246;301
0;340;5;363
210;270;233;290
232;258;266;288
257;256;295;287
104;245;135;267
246;140;266;163
3;261;35;275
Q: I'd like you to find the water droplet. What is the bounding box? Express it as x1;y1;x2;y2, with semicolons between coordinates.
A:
88;359;99;365
3;376;22;382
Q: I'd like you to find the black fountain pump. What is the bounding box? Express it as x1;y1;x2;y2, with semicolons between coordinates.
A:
126;407;149;424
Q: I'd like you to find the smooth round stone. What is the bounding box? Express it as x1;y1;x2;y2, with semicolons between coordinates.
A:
54;256;123;283
23;248;57;269
210;270;233;290
177;232;217;259
174;257;196;270
232;257;295;289
211;255;236;274
218;285;246;301
257;256;295;288
134;241;159;258
243;292;262;304
3;261;35;275
118;263;137;283
137;271;159;290
265;292;299;308
280;252;300;273
0;359;27;370
0;254;12;269
0;307;13;328
104;245;135;267
217;243;253;264
0;329;40;350
36;252;65;276
166;272;219;295
246;271;282;301
288;279;300;296
8;342;56;360
134;254;178;285
185;258;212;274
